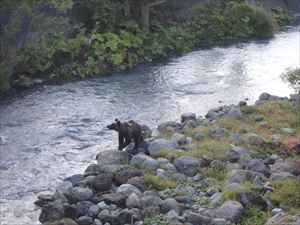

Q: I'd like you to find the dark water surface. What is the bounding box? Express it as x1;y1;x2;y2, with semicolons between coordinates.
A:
0;27;299;225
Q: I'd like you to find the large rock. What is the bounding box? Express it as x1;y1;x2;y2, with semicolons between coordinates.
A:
39;201;64;223
91;173;113;192
64;174;85;187
215;201;244;222
117;184;142;198
259;92;271;101
93;193;125;208
76;216;93;225
246;159;269;176
181;112;196;122
229;133;245;145
43;218;78;225
246;134;265;146
141;192;162;210
70;187;93;202
114;168;142;185
227;145;251;162
227;107;243;119
225;169;266;184
96;150;129;166
173;156;199;176
161;198;181;214
147;139;178;155
186;212;211;225
265;212;300;225
171;133;188;145
127;176;147;192
270;160;300;176
130;153;159;171
84;164;104;176
235;191;268;211
126;193;142;209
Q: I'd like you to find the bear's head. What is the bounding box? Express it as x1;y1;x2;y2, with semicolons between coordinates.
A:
107;119;121;132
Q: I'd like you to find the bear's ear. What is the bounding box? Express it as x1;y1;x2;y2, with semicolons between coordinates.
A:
117;120;121;126
115;118;119;122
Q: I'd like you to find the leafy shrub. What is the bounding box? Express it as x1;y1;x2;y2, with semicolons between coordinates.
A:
271;7;294;25
239;205;269;225
281;67;300;92
144;173;181;191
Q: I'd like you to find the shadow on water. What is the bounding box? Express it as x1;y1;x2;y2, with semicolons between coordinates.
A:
0;27;299;225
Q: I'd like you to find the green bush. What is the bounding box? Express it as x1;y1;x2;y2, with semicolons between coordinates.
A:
239;205;269;225
271;7;294;25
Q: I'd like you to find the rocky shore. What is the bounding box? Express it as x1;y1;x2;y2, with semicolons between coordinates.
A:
35;92;300;225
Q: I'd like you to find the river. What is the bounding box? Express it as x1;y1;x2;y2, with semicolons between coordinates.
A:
0;27;299;225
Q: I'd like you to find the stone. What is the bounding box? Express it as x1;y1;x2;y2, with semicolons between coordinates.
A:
97;201;110;210
91;173;113;192
130;153;159;171
207;187;218;197
114;168;142;185
84;164;103;176
56;181;73;195
44;218;78;225
194;133;204;141
167;209;179;220
39;201;64;223
246;159;269;176
127;176;147;192
96;150;129;166
126;193;142;209
183;119;198;128
209;192;222;208
227;107;243;119
70;187;93;202
161;198;181;214
63;205;78;220
293;142;300;155
265;212;300;225
210;125;228;139
229;133;245;145
210;160;224;169
147;139;178;155
246;134;265;146
238;101;247;106
280;128;294;135
117;184;142;198
13;75;34;89
65;174;85;187
263;154;279;165
76;216;93;225
227;145;251;164
270;161;300;176
259;92;271;101
97;209;115;224
269;135;281;147
173;156;199;176
93;193;125;208
141;193;162;209
186;212;211;225
215;201;244;222
224;169;266;184
270;172;296;180
76;201;94;216
205;110;220;121
209;218;226;225
271;208;283;216
181;112;196;122
93;219;102;225
235;191;268;211
171;133;188;145
88;205;99;216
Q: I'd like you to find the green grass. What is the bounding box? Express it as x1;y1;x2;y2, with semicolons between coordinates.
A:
144;173;182;191
270;179;300;213
239;205;269;225
202;167;231;182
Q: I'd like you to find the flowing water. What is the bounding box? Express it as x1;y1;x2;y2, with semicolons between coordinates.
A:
0;27;299;225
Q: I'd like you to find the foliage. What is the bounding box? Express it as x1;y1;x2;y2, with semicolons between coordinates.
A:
271;7;294;25
239;205;269;225
202;167;231;181
143;214;170;225
281;67;300;92
144;173;181;191
270;179;300;213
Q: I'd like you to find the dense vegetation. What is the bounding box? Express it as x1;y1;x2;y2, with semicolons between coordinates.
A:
0;0;295;97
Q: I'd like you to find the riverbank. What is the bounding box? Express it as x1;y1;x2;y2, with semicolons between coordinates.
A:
35;92;300;225
0;0;295;100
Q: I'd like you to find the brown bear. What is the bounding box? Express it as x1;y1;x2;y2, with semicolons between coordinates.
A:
107;119;143;150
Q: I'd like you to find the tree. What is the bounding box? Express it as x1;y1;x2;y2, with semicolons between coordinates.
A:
140;0;167;31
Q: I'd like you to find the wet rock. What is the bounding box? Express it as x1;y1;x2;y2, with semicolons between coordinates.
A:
205;110;219;120
229;133;245;145
216;201;244;222
65;175;85;187
70;187;93;202
13;75;35;89
127;176;147;192
114;168;142;185
130;153;159;171
126;193;142;209
76;216;93;225
93;193;125;208
97;209;115;224
84;164;104;177
173;156;200;176
157;121;183;133
181;112;196;122
186;212;211;225
246;133;265;146
64;205;78;220
39;201;64;223
236;190;268;211
88;205;99;216
147;139;178;155
161;198;181;214
246;159;269;176
265;212;300;225
117;184;142;198
91;173;113;192
238;101;247;107
35;194;54;207
96;150;129;166
76;201;94;216
43;218;78;225
171;133;188;145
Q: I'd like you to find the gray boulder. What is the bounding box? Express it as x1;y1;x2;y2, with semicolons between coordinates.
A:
70;187;93;202
270;160;300;176
209;218;226;225
147;139;178;155
126;193;142;209
227;107;243;119
259;92;271;101
91;173;113;192
229;133;245;145
216;201;244;222
96;150;129;166
194;133;204;141
94;193;125;208
114;168;142;185
117;184;142;198
171;133;188;145
225;169;266;184
235;190;268;211
181;112;196;122
39;201;64;223
186;212;211;225
161;198;181;214
130;153;159;171
173;156;200;176
246;159;269;176
246;134;265;146
127;176;147;192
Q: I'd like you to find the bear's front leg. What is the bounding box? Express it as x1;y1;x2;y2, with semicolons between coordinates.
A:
118;135;124;151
